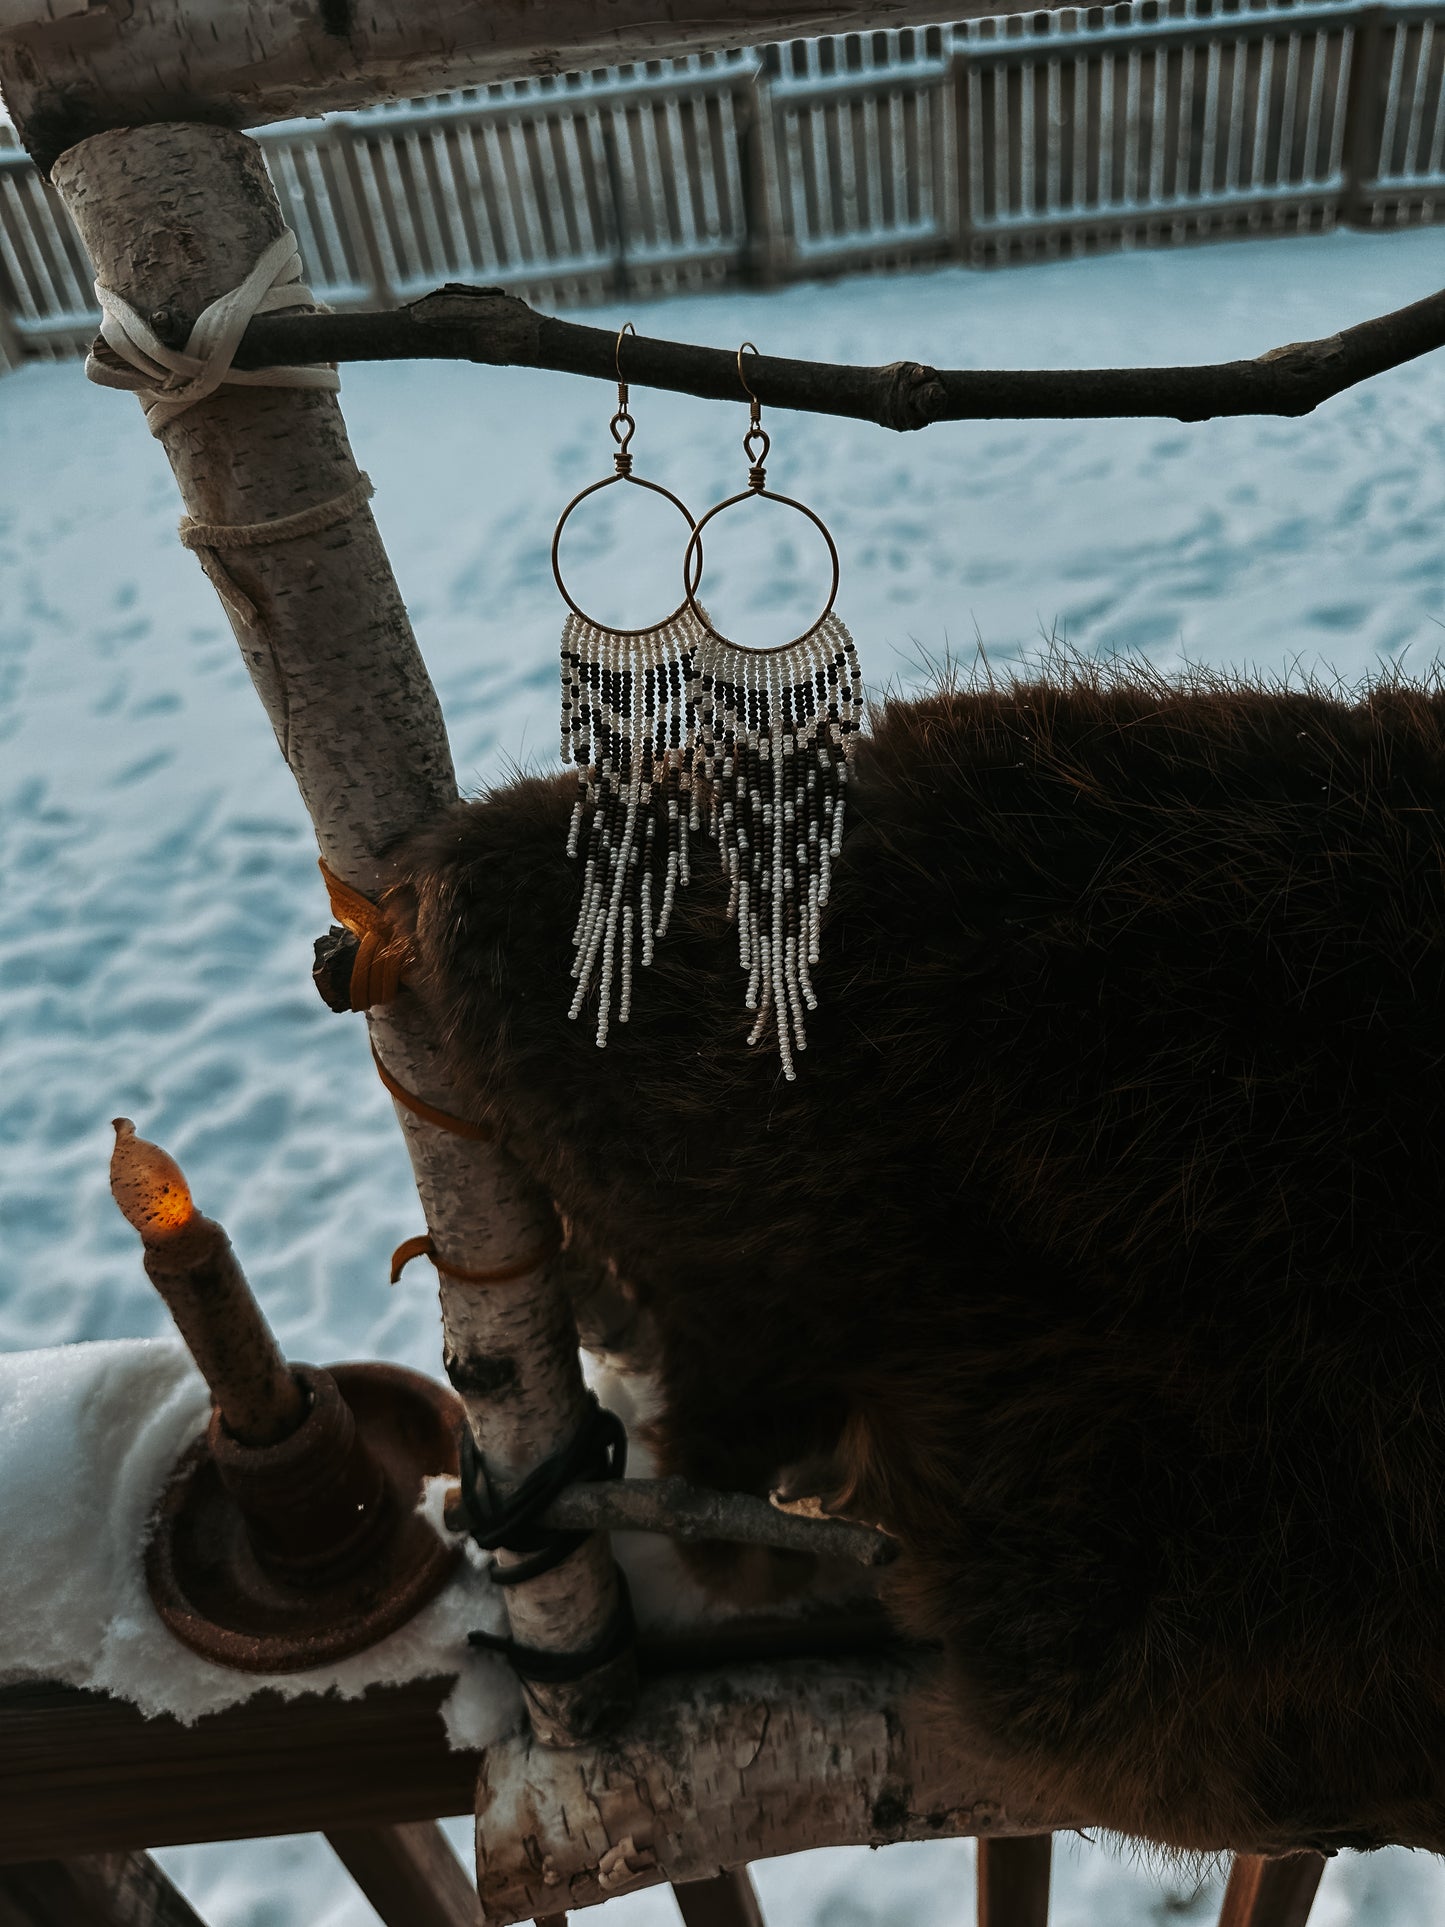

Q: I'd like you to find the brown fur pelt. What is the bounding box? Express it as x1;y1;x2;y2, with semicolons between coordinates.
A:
388;665;1445;1858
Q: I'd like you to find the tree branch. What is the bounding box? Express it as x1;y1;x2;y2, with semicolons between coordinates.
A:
443;1475;897;1566
545;1478;899;1568
229;280;1445;429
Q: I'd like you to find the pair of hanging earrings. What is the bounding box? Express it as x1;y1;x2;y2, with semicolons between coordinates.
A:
553;326;862;1081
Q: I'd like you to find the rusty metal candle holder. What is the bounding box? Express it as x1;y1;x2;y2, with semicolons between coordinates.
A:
111;1119;464;1672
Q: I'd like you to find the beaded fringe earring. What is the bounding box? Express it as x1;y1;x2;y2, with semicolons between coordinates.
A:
681;345;862;1081
554;325;706;1046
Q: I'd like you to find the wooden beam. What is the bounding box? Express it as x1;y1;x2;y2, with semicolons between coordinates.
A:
673;1869;766;1927
326;1822;480;1927
976;1835;1052;1927
0;1853;209;1927
0;1616;896;1864
1;0;1074;172
473;1653;1078;1923
0;1678;479;1865
1217;1853;1327;1927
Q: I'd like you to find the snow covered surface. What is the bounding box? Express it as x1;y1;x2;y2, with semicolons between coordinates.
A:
0;1337;520;1741
5;226;1445;1920
0;1337;751;1747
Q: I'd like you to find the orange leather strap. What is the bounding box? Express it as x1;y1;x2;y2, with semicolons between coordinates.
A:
390;1231;561;1288
318;857;410;1010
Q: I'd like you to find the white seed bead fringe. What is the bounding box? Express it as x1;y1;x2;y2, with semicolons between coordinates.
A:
687;612;861;1081
561;606;861;1077
561;606;705;1047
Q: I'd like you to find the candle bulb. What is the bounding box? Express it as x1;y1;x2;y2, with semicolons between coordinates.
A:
110;1118;196;1239
110;1118;306;1448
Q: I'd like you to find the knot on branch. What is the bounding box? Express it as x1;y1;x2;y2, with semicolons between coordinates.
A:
1256;333;1344;415
879;359;947;432
406;282;543;365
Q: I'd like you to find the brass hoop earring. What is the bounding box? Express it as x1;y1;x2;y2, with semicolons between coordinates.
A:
554;324;708;1048
680;343;862;1082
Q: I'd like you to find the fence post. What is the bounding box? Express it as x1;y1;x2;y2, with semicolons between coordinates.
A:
0;295;22;374
601;111;633;298
331;123;396;308
735;61;781;286
951;44;978;260
1341;5;1388;228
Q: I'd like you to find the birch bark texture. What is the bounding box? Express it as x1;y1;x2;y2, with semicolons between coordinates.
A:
1;0;1044;169
49;121;630;1746
473;1653;1082;1924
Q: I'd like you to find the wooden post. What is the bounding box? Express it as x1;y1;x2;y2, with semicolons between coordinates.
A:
0;296;22;375
0;1855;209;1927
673;1869;765;1927
1217;1853;1326;1927
735;71;778;289
326;1823;481;1927
951;48;978;262
976;1835;1052;1927
47;121;630;1747
331;124;398;309
1341;6;1388;228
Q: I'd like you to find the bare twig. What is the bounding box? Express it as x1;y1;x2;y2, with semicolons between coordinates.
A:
443;1474;897;1565
547;1477;898;1568
229;280;1445;428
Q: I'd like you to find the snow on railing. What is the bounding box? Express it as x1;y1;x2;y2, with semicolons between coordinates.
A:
0;1;1442;365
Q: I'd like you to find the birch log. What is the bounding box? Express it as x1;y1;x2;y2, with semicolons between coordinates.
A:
1;0;1065;171
472;1653;1083;1924
49;121;629;1746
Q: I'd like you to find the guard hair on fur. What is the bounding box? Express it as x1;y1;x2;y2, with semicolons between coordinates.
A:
387;660;1445;1857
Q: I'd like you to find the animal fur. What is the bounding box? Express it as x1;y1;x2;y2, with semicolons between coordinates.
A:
388;665;1445;1857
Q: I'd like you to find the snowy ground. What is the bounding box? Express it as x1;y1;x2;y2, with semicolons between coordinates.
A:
3;225;1445;1922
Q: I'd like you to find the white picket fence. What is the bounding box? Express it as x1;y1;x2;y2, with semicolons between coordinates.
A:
1;0;1442;372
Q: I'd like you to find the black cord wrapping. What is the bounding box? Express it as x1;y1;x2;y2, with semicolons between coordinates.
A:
460;1394;633;1686
457;1392;627;1587
469;1569;636;1684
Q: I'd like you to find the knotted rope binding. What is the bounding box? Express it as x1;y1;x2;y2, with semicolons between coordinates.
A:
88;229;338;435
178;473;376;626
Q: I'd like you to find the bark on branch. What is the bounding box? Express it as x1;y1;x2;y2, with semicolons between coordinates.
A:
226;279;1445;429
442;1477;898;1567
473;1651;1080;1923
0;0;1052;172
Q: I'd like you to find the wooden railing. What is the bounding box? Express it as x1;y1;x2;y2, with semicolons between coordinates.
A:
0;0;1442;368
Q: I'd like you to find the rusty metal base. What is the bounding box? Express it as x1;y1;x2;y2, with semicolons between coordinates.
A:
146;1363;464;1672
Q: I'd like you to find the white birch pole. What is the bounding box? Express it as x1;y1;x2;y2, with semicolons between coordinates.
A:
0;0;1060;167
473;1652;1079;1924
48;120;630;1745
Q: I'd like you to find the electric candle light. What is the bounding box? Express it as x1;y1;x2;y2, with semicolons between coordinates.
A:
110;1118;306;1447
106;1120;462;1670
109;1117;197;1240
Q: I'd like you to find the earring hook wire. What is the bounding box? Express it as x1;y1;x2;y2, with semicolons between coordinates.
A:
737;340;770;484
552;320;701;639
611;321;638;465
682;336;838;653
